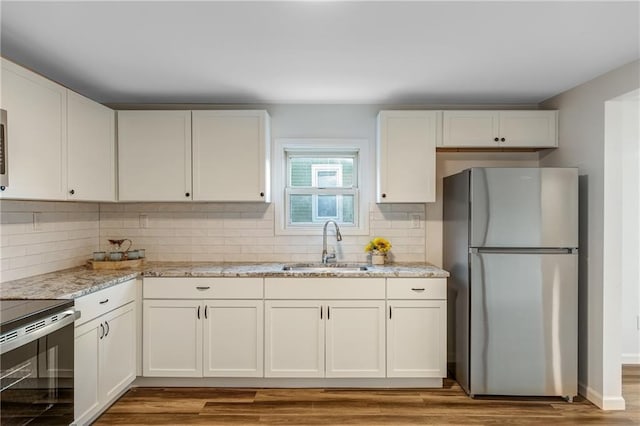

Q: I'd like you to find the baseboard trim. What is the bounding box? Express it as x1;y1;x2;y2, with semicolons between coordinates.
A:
579;382;626;410
133;376;444;389
622;353;640;364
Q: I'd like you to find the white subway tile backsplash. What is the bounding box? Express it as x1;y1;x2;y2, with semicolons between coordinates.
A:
0;201;100;283
0;245;27;259
0;223;29;236
0;198;427;283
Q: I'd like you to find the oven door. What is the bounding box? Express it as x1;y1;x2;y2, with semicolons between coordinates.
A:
1;315;76;425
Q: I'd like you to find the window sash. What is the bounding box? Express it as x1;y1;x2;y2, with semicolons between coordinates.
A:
286;151;358;189
285;188;359;227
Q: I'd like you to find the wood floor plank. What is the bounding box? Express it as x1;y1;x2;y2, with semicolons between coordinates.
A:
255;388;424;403
96;413;262;425
104;400;207;414
94;365;639;425
201;400;313;415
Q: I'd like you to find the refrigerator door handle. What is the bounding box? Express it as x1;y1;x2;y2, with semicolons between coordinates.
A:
471;247;577;254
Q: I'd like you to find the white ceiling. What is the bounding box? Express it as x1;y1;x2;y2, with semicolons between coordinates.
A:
1;1;638;105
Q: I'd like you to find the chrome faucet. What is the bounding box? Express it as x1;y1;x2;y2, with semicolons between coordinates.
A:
322;220;343;264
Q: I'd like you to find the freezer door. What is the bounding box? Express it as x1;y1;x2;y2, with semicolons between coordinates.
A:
469;252;577;397
470;168;578;248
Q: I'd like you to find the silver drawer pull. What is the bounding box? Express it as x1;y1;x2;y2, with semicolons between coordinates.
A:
411;288;426;292
196;286;210;291
99;299;109;304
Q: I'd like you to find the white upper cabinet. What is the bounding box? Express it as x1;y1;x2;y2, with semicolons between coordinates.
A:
498;111;558;147
376;111;440;203
192;110;270;202
118;109;271;202
441;110;558;148
0;59;117;201
118;110;192;201
67;91;116;201
0;58;67;200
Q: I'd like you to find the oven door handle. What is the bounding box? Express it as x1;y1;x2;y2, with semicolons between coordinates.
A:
0;309;80;355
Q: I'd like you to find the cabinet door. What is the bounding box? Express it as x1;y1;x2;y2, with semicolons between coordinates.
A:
441;111;500;147
67;90;115;201
118;110;192;201
0;59;67;200
387;300;446;378
143;300;202;377
192;110;270;202
203;299;264;377
325;301;386;378
376;111;439;203
74;320;101;425
264;301;324;378
498;111;557;148
99;303;136;403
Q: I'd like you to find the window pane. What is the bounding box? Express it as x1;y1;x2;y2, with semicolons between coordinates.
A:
289;157;354;188
317;195;337;218
317;170;338;187
290;194;312;223
342;195;354;224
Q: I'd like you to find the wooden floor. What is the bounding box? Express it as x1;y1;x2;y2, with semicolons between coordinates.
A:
95;365;639;425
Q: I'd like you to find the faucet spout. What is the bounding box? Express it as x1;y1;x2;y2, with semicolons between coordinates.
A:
322;220;342;264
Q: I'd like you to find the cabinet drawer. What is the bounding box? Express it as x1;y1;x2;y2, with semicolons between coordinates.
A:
386;278;446;300
75;279;136;326
265;278;385;300
144;277;263;299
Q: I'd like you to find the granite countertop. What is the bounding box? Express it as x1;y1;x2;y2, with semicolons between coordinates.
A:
0;261;449;300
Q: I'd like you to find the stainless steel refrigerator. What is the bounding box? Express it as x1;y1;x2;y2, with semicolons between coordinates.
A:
443;167;578;400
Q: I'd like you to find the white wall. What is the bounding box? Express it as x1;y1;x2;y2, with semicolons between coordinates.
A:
540;59;640;410
614;94;640;364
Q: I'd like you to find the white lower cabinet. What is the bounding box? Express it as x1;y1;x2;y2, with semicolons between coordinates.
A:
139;276;447;385
142;278;264;378
264;300;324;378
264;300;386;378
264;278;387;378
143;299;202;377
325;301;386;378
204;299;264;377
74;280;136;426
386;278;447;378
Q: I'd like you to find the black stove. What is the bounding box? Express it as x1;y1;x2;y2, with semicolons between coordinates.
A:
0;299;74;333
0;299;78;425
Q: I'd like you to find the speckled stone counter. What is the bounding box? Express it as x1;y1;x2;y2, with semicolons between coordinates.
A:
142;262;449;279
0;261;449;300
0;267;140;300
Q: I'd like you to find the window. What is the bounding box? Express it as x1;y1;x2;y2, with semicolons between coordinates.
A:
287;154;356;225
274;139;370;235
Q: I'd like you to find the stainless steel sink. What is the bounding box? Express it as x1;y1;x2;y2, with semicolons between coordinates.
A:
282;264;369;273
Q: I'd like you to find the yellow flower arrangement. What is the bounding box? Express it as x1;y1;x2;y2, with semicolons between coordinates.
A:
365;237;392;254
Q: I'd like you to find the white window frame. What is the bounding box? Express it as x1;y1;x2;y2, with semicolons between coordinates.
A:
274;138;371;236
